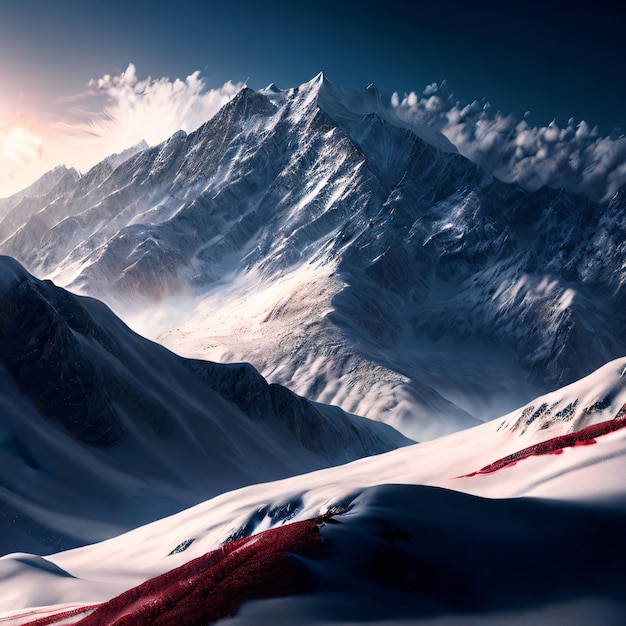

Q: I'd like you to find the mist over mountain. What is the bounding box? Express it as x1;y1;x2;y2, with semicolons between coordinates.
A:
1;74;624;441
0;255;407;555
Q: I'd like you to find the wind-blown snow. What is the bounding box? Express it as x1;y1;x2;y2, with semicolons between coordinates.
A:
0;65;245;199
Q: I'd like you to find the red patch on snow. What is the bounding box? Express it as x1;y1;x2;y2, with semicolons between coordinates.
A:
462;403;626;477
22;518;328;626
573;438;597;446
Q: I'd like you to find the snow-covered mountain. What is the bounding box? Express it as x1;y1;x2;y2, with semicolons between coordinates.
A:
0;256;408;557
1;74;625;443
0;72;625;625
2;357;625;623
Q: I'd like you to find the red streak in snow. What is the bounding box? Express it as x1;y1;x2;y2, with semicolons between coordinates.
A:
462;404;626;477
23;518;328;626
14;605;94;625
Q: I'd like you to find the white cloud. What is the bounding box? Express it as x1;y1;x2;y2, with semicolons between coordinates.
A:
391;84;626;203
0;64;244;198
80;63;243;150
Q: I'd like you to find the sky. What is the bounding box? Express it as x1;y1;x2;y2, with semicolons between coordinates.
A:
1;0;625;198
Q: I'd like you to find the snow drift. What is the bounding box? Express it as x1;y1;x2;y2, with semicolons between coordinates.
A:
1;357;625;623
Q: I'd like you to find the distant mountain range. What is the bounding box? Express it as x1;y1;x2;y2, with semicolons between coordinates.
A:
1;75;624;443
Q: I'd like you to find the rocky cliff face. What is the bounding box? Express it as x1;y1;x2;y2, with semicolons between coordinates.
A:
1;75;624;439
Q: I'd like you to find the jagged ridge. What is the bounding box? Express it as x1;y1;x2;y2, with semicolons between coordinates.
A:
0;75;624;440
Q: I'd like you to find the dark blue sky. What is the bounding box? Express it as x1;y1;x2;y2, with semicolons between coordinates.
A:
1;0;625;132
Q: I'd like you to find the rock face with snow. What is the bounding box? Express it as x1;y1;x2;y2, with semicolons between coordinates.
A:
0;75;625;440
0;256;408;556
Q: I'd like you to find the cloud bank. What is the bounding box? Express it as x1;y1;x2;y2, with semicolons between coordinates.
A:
391;83;626;203
0;64;244;198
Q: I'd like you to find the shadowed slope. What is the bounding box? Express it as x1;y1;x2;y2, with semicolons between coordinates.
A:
15;486;626;625
0;256;408;556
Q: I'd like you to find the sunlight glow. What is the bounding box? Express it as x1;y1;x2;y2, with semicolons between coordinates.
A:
0;115;42;164
0;65;243;198
0;114;44;194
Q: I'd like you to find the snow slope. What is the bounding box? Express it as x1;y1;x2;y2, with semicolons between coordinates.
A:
0;75;625;442
0;256;409;557
0;357;624;621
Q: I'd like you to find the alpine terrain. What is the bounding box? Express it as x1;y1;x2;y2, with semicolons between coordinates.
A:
0;256;408;556
2;74;624;441
0;74;624;625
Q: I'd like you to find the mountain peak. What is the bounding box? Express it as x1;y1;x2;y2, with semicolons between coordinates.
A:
102;140;150;170
0;164;80;205
298;71;329;94
262;82;282;93
312;74;458;154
